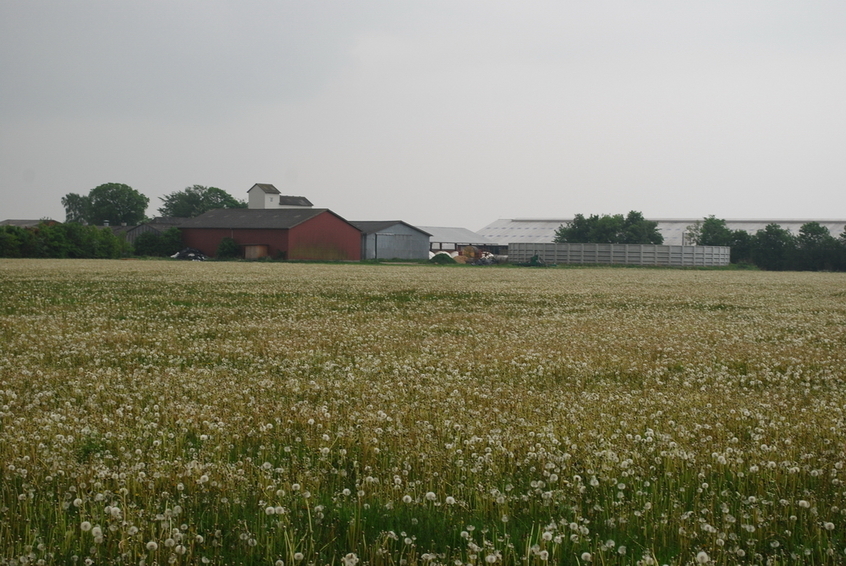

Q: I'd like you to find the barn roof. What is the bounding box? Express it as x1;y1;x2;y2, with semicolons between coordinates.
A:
417;226;492;246
349;221;432;237
178;208;332;230
249;183;281;194
0;219;56;227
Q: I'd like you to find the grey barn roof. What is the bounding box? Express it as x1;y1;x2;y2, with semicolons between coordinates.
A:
418;226;491;245
251;183;280;194
177;208;331;230
277;195;314;207
0;219;54;227
349;221;432;236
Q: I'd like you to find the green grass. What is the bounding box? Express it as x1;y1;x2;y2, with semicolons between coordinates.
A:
0;260;844;565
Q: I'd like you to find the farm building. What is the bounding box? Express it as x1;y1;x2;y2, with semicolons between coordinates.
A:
121;217;186;246
247;183;314;209
479;218;846;247
177;208;361;260
417;226;503;255
349;221;431;260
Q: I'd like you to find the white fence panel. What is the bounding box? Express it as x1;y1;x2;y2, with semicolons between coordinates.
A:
509;243;730;267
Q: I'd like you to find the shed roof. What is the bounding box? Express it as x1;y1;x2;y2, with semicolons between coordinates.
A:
177;208;356;230
417;226;492;245
277;195;314;207
349;221;432;237
0;219;56;227
249;183;280;194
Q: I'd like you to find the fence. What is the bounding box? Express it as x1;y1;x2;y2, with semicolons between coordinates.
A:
508;243;731;267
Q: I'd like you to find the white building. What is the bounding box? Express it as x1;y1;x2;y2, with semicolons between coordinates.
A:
247;184;313;210
478;218;846;246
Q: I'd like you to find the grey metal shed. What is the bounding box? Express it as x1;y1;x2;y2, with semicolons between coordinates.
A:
349;221;432;260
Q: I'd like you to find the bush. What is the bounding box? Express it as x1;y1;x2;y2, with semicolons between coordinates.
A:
429;252;457;264
0;223;129;259
216;237;240;259
133;228;183;257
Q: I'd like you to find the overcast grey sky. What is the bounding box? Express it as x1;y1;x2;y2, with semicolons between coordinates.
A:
2;1;845;230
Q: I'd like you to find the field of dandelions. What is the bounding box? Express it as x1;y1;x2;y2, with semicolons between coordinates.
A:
1;260;845;566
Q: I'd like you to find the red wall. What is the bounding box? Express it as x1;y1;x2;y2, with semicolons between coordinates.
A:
180;228;289;258
289;213;361;260
179;211;360;260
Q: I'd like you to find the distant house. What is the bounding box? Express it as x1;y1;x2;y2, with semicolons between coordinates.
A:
349;221;432;260
177;208;361;260
247;184;314;210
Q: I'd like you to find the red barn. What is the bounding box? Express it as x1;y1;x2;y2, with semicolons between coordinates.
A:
177;208;361;260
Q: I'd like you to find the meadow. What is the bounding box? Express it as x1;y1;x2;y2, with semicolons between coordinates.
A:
0;260;844;566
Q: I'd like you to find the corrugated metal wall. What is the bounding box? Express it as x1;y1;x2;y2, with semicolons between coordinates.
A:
363;225;430;260
509;243;731;266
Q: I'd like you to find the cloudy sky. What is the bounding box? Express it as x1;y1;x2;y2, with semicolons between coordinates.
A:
2;1;845;231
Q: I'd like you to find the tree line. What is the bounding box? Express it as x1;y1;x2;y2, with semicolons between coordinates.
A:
0;183;248;258
684;216;846;271
0;222;130;259
61;183;246;226
555;212;846;271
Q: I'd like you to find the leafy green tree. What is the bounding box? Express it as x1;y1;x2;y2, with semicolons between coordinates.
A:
555;211;662;244
62;183;149;226
158;185;246;218
729;229;754;264
87;183;149;226
751;224;796;271
796;222;838;271
621;211;663;244
61;193;90;223
554;214;592;243
686;216;733;246
0;227;23;257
